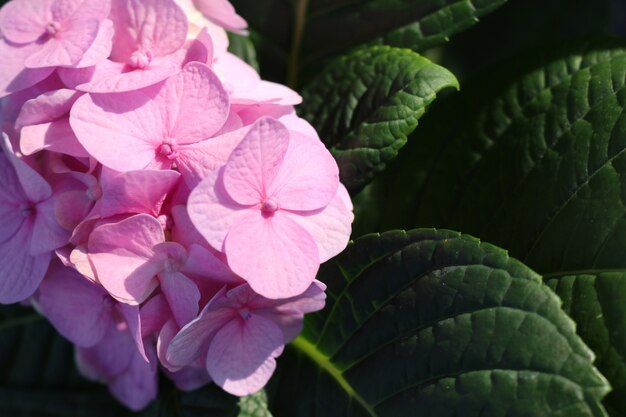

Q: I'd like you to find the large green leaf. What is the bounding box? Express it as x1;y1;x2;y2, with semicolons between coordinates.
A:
299;45;458;192
230;0;508;83
353;42;626;412
270;229;609;417
0;305;240;416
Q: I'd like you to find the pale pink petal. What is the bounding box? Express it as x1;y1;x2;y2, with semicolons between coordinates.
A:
225;212;320;299
69;245;97;281
232;103;293;126
20;119;89;157
267;131;338;211
88;214;164;304
0;0;51;44
51;0;111;22
70;86;165;171
73;55;182;93
282;184;353;262
238;81;302;105
223;117;289;205
1;134;51;202
0;39;55;99
71;18;114;68
207;315;283;396
38;261;112;347
176;125;247;188
15;88;80;129
277;113;318;138
24;19;100;68
170;205;210;248
110;0;188;62
166;300;233;367
187;168;253;251
0;222;51;303
194;0;247;32
159;271;200;327
99;168;180;217
183;27;212;66
30;197;70;254
160;62;229;144
54;189;93;230
184;244;241;284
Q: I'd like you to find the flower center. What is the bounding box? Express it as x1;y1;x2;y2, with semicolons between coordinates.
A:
128;50;152;69
45;21;61;36
158;142;177;159
261;198;278;214
238;308;252;321
19;203;34;217
85;184;102;201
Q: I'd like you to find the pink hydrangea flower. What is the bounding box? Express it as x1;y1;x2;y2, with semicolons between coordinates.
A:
188;117;353;299
70;62;233;178
0;134;68;303
167;282;326;395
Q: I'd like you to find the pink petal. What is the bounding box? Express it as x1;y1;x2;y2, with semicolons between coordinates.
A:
0;221;51;303
99;168;180;217
20;119;89;157
117;302;149;362
184;244;241;284
0;0;52;44
38;260;112;347
88;214;164;304
110;0;188;62
223;117;289;205
157;318;182;371
51;0;111;22
282;184;353;262
187;168;253;251
1;134;51;202
16;88;81;129
161;62;229;144
159;270;200;327
71;18;114;68
24;19;100;68
54;189;93;230
109;346;159;412
170;205;210;248
73;54;182;93
267;131;339;211
206;315;283;396
70;86;165;171
225;212;320;299
140;294;170;337
193;0;247;32
166;364;212;391
76;322;135;380
30;197;70;254
166;294;233;368
0;38;55;99
183;27;213;66
176;125;248;189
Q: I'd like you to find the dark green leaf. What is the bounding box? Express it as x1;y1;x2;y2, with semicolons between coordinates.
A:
0;305;239;417
230;0;508;83
353;41;626;413
271;229;609;417
299;45;458;192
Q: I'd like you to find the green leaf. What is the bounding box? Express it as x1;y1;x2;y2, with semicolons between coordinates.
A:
0;305;240;416
238;391;272;417
228;32;260;72
546;273;626;414
353;42;626;413
299;45;458;193
271;229;609;417
230;0;508;83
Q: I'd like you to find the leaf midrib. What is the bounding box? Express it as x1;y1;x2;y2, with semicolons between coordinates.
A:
290;336;377;417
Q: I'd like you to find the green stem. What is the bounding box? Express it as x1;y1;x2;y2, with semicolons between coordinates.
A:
287;0;309;89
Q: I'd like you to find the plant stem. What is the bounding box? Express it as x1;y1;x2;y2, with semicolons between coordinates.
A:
287;0;309;89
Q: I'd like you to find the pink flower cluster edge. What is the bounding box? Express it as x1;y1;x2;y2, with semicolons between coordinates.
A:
0;0;353;410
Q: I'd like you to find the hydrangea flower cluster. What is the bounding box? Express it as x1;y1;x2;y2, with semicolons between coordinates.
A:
0;0;353;409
